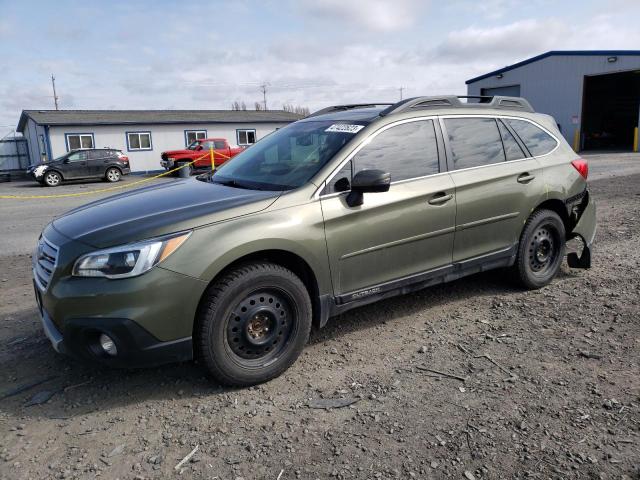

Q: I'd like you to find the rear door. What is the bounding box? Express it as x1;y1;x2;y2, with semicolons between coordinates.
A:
87;149;110;177
441;116;544;262
320;119;456;298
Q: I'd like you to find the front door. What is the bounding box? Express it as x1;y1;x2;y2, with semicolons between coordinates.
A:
62;151;89;179
441;116;544;262
321;119;456;297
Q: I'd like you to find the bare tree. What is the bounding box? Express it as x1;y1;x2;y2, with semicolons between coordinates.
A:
254;102;264;111
231;101;241;111
241;101;247;111
283;104;310;116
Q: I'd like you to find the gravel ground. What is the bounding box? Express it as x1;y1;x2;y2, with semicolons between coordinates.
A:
0;157;639;479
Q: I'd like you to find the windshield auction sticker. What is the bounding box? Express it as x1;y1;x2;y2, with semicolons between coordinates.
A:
325;124;365;134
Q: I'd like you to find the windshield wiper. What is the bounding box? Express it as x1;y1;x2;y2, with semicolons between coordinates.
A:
212;178;254;190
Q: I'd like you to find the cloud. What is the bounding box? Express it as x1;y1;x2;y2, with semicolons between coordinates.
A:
435;19;566;63
298;0;426;32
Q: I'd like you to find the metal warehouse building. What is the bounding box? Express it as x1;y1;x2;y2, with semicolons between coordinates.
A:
16;110;302;173
466;50;640;152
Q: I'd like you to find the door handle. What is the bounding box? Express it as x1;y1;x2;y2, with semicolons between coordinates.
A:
517;173;535;184
428;192;453;205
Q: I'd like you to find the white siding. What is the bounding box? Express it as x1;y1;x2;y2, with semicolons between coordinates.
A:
47;122;289;172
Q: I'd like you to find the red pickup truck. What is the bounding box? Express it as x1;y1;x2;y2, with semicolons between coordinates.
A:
160;138;244;174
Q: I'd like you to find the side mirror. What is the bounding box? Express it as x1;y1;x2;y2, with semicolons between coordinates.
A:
63;158;71;164
195;145;203;151
346;169;390;207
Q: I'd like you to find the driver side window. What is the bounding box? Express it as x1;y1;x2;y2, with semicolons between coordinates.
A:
321;120;440;195
67;151;88;162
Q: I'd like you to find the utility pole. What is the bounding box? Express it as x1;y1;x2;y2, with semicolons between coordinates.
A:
399;86;405;100
259;83;268;111
51;74;59;110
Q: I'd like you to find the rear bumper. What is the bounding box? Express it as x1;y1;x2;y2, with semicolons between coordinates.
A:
567;192;596;269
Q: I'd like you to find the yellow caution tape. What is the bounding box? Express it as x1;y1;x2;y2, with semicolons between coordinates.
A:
0;149;233;200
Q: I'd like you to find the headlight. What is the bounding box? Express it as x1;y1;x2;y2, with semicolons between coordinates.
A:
72;231;191;279
167;157;176;161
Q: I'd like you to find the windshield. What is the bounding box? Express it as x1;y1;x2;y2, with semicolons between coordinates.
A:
187;141;202;150
210;120;365;191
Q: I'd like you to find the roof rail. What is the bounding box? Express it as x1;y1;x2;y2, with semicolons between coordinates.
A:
379;95;534;116
308;103;395;118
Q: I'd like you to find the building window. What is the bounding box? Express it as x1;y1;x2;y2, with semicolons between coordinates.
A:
185;130;207;146
237;129;256;146
65;133;94;151
126;131;152;151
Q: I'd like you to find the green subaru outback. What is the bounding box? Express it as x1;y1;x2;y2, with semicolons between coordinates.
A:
34;96;596;386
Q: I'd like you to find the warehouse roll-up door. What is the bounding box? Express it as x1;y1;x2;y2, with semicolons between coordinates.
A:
481;85;521;97
581;70;640;151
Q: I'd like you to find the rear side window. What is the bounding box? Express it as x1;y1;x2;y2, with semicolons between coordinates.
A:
505;119;557;156
497;120;526;161
352;120;439;182
445;118;505;170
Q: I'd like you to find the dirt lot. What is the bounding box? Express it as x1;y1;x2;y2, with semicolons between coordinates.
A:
1;158;639;479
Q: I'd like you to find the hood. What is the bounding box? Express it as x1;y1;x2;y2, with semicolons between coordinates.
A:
163;149;192;156
52;178;280;248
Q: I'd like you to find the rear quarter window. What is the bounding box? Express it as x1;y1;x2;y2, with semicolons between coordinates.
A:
505;119;557;156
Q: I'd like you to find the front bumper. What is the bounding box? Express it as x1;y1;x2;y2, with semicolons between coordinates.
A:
38;304;192;367
33;224;207;367
161;159;174;169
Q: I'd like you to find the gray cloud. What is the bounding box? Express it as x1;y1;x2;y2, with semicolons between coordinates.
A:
297;0;427;32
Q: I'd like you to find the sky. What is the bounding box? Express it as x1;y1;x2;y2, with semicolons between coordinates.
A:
1;0;640;137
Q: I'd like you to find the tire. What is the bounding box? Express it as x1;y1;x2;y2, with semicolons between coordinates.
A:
177;162;192;178
43;171;62;187
514;209;566;289
105;167;122;183
196;262;312;386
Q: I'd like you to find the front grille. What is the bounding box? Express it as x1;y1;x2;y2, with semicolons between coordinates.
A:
34;236;59;291
161;153;168;161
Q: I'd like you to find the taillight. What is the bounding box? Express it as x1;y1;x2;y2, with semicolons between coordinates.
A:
571;159;588;179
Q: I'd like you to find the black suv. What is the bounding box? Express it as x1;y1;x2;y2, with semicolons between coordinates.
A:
28;149;131;187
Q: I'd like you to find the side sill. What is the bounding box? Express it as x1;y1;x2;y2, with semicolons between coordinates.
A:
323;245;517;320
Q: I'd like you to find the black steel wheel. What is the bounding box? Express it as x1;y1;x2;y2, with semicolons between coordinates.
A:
226;288;295;364
196;262;312;386
514;209;566;289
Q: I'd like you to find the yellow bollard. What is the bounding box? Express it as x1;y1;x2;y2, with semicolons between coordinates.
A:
634;127;639;153
210;145;215;172
573;128;580;152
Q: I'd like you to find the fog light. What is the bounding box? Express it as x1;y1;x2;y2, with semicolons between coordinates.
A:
99;333;117;356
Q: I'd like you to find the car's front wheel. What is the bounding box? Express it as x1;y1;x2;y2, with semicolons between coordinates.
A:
196;262;312;386
105;167;122;183
43;171;62;187
514;209;566;289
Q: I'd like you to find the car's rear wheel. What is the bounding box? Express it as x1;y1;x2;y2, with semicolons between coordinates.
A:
514;209;566;289
105;167;121;183
196;262;312;386
43;171;62;187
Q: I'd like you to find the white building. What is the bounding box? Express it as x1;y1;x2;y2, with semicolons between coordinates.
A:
17;110;302;172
